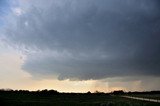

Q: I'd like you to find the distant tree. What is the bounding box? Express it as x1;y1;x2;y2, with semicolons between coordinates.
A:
86;91;91;94
41;89;48;92
94;90;100;93
94;90;105;95
112;90;124;95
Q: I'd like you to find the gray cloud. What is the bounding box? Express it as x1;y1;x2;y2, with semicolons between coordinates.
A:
2;0;160;80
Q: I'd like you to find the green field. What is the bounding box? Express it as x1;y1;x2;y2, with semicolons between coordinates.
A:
0;92;160;106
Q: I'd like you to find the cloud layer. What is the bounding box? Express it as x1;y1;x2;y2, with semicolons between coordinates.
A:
2;0;160;80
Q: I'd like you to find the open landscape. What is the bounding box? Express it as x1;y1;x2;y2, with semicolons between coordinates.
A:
0;90;160;106
128;94;160;100
0;0;160;106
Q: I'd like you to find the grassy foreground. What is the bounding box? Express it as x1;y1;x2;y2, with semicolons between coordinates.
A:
0;91;160;106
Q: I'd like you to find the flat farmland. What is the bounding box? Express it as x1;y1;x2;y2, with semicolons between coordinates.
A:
0;92;160;106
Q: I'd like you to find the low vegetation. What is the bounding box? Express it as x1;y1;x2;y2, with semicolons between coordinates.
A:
0;89;160;106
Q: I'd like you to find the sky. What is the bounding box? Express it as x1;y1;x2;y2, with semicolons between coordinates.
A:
0;0;160;92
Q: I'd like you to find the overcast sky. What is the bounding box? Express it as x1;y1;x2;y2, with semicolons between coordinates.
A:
0;0;160;92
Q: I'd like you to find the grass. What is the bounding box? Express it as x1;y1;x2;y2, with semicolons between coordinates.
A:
0;92;160;106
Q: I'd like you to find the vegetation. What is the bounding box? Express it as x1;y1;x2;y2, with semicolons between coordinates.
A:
0;89;160;106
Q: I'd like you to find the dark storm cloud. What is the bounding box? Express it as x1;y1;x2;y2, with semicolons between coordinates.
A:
2;0;160;80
